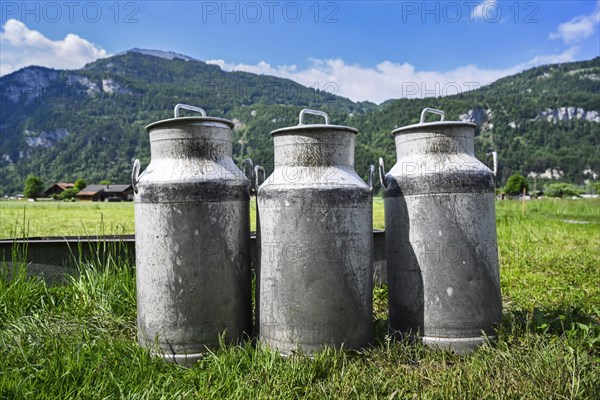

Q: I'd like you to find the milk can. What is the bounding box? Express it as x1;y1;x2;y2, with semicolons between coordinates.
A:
379;108;502;354
132;104;252;366
256;109;374;355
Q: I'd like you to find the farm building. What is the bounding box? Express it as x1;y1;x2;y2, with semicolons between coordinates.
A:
43;182;75;197
76;184;134;202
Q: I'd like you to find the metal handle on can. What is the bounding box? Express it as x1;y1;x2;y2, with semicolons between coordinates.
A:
299;109;330;125
131;159;141;194
243;158;255;190
420;107;445;123
174;104;207;118
487;151;498;177
254;165;266;190
378;158;387;189
368;165;375;192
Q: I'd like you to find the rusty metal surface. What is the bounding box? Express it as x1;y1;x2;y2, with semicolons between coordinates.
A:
256;109;373;355
381;108;502;354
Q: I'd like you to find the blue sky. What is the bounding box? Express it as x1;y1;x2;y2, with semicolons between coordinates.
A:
1;1;599;102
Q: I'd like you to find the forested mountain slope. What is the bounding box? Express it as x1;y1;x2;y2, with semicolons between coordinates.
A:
1;50;598;194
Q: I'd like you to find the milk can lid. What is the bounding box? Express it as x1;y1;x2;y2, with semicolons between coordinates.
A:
145;104;234;131
270;109;358;136
391;108;476;135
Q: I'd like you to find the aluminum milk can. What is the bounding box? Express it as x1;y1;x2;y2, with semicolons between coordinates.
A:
133;104;252;366
379;108;502;354
256;109;374;355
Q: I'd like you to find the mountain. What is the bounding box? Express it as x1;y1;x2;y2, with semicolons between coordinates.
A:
359;58;600;185
0;50;598;195
117;48;198;62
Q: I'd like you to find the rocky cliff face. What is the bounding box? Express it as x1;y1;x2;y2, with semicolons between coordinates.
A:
459;106;600;128
534;107;600;123
66;75;101;96
25;129;69;148
459;108;494;131
2;68;133;105
101;79;132;95
2;67;58;104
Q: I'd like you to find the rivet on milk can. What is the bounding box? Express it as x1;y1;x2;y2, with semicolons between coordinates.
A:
256;109;374;355
132;104;253;366
379;107;502;354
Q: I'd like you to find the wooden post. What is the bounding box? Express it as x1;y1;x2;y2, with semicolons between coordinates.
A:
521;187;526;214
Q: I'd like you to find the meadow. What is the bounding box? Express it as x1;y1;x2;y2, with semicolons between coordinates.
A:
0;198;384;238
0;200;135;238
0;198;599;398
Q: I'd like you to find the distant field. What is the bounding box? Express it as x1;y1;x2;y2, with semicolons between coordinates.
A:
0;200;135;238
0;197;596;238
0;198;388;238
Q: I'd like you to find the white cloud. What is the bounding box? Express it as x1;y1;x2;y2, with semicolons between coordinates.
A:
549;1;600;44
0;19;108;76
471;0;497;20
207;48;579;103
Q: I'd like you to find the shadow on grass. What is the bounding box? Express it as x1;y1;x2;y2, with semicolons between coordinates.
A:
369;304;600;355
496;306;600;352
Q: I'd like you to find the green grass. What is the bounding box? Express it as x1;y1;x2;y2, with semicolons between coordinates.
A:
1;198;599;398
0;201;134;238
496;199;600;314
1;199;386;238
373;198;384;230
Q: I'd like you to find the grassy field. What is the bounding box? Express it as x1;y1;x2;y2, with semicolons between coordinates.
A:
0;198;384;238
0;200;135;238
1;198;599;398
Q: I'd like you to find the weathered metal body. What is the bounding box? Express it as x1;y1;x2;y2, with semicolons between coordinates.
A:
380;108;502;354
133;104;252;366
257;109;373;355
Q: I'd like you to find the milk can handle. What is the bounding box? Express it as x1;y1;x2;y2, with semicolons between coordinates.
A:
254;165;266;190
420;108;445;123
131;159;141;194
299;109;330;125
242;158;255;190
174;104;207;118
487;151;498;177
378;158;387;189
368;165;375;192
